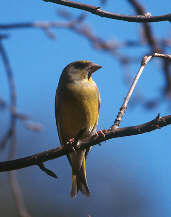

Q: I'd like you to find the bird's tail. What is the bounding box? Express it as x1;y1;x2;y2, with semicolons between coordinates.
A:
70;156;90;198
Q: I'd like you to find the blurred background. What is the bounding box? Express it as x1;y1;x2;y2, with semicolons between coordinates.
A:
0;0;171;216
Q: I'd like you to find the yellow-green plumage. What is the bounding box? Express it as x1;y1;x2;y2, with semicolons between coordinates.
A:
55;60;101;198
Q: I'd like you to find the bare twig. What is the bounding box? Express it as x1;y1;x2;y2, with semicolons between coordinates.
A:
112;55;152;129
0;99;43;133
43;0;171;23
112;53;171;129
0;40;17;150
0;40;32;217
9;134;32;217
128;0;159;52
1;18;169;69
0;43;16;107
0;22;75;39
0;20;137;67
38;163;58;178
57;12;134;64
0;129;12;150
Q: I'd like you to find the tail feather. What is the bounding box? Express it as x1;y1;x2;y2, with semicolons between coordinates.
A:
70;157;90;198
78;180;90;197
70;175;78;198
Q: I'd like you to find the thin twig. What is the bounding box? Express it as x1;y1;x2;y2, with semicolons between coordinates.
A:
38;162;58;178
0;20;137;67
128;0;159;52
0;40;32;217
112;53;171;129
0;99;43;134
57;12;134;64
112;55;152;129
1;19;170;69
0;22;73;40
9;134;32;217
0;39;17;148
43;0;171;23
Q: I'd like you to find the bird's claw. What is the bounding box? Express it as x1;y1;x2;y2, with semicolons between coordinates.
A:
66;138;77;152
66;138;75;145
95;130;106;138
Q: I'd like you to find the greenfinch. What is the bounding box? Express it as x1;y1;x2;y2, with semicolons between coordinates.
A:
55;60;101;198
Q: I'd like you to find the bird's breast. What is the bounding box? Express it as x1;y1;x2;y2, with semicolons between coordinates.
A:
56;80;99;142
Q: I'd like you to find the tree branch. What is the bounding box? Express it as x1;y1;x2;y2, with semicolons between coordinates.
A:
43;0;171;23
0;114;171;172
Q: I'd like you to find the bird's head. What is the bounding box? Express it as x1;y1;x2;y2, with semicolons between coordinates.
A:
60;60;102;82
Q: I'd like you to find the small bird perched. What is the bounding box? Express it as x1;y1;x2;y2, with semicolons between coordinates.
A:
55;60;101;198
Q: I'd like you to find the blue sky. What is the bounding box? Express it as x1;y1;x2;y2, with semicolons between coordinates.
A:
0;0;171;217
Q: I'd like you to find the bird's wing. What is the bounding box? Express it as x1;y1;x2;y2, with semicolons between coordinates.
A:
85;85;100;159
55;90;66;146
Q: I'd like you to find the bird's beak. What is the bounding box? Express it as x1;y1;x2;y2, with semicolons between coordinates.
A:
89;63;102;74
